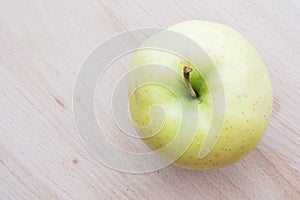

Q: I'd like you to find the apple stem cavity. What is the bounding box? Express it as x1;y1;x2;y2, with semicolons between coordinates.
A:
183;66;198;99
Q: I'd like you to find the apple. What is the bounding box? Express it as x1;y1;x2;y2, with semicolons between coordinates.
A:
128;20;273;169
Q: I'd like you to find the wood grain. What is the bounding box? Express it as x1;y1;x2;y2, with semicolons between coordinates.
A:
0;0;299;199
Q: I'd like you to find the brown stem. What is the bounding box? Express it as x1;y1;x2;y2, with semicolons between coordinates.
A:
183;66;197;99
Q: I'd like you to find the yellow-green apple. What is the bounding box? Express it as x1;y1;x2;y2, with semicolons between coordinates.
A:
128;20;273;169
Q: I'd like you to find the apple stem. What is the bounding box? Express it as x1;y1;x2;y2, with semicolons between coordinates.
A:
183;66;198;99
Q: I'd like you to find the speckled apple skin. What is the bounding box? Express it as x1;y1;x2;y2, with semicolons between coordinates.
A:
129;20;273;169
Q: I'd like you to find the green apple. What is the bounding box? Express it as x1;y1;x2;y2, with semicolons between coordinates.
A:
129;20;273;169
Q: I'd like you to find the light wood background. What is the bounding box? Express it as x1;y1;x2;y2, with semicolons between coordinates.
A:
1;0;300;199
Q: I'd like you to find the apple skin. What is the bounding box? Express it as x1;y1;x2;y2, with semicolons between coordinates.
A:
129;20;273;169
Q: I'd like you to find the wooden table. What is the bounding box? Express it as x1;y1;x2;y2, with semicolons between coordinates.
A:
1;0;299;199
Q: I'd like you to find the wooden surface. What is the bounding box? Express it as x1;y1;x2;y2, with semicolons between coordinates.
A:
1;0;300;199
